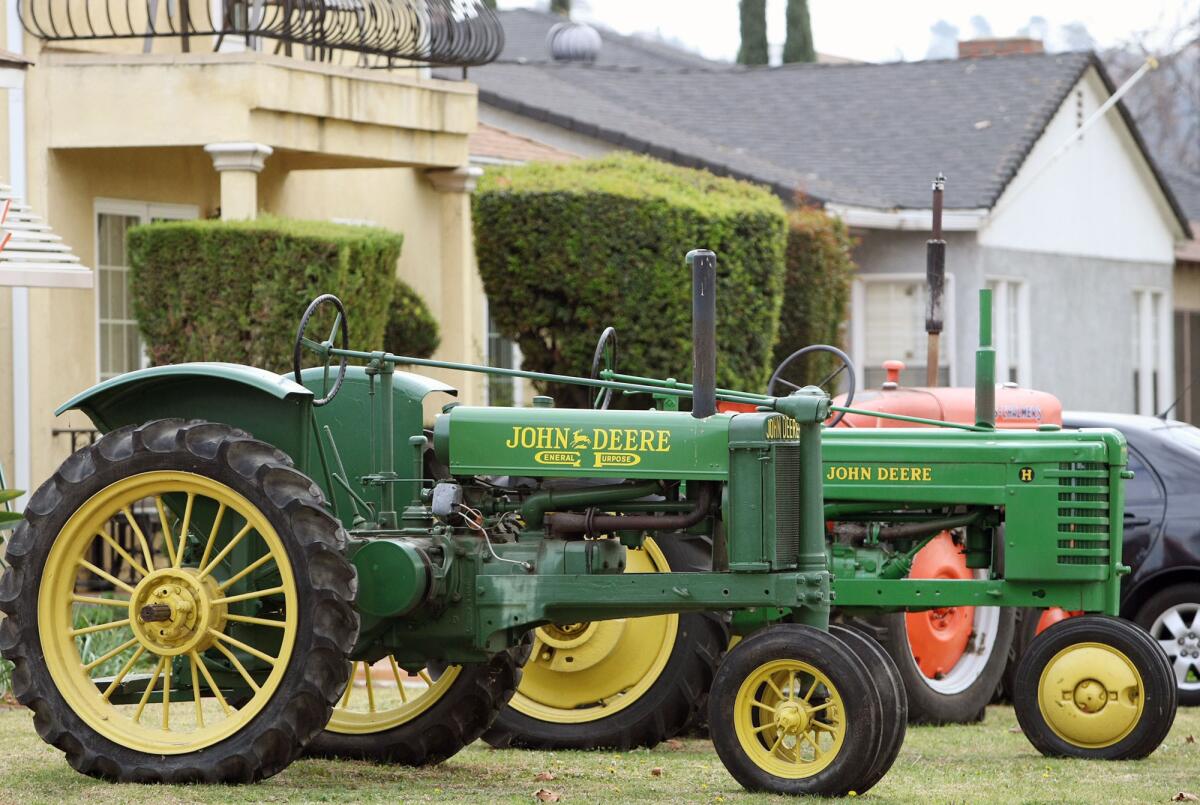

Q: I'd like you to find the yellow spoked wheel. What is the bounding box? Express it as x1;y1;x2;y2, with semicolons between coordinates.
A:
1014;615;1176;760
509;539;677;722
325;661;462;735
307;652;519;764
709;624;888;797
483;537;725;750
0;421;358;783
732;658;845;777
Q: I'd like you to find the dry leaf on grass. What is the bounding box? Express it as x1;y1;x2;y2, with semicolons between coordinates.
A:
1186;735;1196;744
650;767;663;777
1172;793;1199;802
1007;726;1023;734
535;771;557;782
534;788;561;802
665;739;684;750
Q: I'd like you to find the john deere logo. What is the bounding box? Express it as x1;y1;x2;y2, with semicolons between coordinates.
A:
505;425;669;469
1019;467;1035;483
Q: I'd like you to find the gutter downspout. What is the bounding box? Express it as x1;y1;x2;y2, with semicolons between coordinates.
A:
7;0;28;508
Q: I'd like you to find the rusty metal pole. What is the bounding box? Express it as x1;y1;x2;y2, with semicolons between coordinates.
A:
925;174;946;387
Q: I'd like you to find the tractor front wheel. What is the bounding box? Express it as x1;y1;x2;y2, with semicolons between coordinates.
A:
1013;615;1176;759
0;420;358;783
708;624;889;797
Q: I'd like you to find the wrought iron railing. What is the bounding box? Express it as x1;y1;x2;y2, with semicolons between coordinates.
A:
18;0;504;67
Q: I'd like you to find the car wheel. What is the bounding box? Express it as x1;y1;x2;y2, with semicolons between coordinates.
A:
1134;583;1200;706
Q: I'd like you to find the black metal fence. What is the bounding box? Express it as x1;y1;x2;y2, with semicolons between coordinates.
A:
18;0;504;67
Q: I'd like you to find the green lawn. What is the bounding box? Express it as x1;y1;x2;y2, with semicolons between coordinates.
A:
0;704;1195;804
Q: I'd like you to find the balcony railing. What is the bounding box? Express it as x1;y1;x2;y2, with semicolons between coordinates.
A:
18;0;504;67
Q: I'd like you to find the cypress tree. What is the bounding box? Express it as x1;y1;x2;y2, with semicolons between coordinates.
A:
783;0;816;63
737;0;768;66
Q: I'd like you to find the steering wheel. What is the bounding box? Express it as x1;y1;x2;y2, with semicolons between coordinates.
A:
768;344;856;427
589;326;619;410
293;294;350;408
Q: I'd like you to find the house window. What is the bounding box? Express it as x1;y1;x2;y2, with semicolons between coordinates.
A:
985;278;1031;386
851;275;954;389
1132;288;1172;415
1173;309;1200;423
95;200;199;380
486;305;522;407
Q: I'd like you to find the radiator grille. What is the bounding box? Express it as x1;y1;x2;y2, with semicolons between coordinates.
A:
774;444;800;565
1050;462;1111;566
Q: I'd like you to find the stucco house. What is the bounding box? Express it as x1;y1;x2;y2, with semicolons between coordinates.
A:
466;9;1191;419
0;0;507;505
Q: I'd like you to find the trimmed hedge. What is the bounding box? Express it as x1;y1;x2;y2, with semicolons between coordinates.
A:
474;153;788;408
128;217;404;373
772;205;857;388
386;277;441;359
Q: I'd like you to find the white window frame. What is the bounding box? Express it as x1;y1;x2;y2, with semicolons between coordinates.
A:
1132;287;1173;416
94;199;200;381
850;273;957;389
483;297;525;407
985;276;1032;387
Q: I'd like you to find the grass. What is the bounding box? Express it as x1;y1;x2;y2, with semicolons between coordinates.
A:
0;704;1194;804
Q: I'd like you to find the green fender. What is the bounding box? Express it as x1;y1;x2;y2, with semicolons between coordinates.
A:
58;362;316;466
58;362;457;526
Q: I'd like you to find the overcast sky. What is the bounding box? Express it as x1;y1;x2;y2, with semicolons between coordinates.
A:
496;0;1200;63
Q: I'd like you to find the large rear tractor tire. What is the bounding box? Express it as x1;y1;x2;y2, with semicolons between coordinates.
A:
307;653;519;764
484;535;725;750
0;420;358;783
708;624;892;797
1013;615;1176;759
859;532;1015;724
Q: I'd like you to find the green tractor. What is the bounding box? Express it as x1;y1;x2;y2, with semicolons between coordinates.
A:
0;250;1174;796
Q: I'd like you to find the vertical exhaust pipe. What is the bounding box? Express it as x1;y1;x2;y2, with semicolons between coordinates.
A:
975;288;996;429
687;249;717;419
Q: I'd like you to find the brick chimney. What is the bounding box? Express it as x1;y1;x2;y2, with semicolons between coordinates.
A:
958;37;1044;58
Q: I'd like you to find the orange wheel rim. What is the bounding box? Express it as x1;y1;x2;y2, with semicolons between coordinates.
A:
905;532;974;679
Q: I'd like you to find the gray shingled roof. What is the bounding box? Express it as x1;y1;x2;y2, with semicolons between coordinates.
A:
1163;169;1200;221
460;9;1188;228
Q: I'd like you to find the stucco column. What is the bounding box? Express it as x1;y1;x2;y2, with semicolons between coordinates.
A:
426;166;486;405
204;143;274;220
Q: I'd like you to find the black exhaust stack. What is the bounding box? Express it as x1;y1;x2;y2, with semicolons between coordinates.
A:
687;249;717;419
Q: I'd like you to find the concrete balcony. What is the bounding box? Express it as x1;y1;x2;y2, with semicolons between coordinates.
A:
33;50;477;170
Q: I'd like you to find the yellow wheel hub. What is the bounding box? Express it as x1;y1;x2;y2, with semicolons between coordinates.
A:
734;658;845;779
37;471;298;755
508;538;678;724
129;568;226;656
1037;642;1144;749
325;659;462;735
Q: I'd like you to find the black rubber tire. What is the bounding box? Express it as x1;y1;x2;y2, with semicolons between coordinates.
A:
999;607;1057;703
1134;583;1200;707
306;652;520;764
1013;615;1177;760
860;606;1015;724
0;419;359;783
829;624;907;793
708;624;886;797
483;534;725;750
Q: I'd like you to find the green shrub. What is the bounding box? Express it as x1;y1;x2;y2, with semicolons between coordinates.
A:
385;278;440;359
772;205;857;389
474;153;788;408
128;217;404;373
